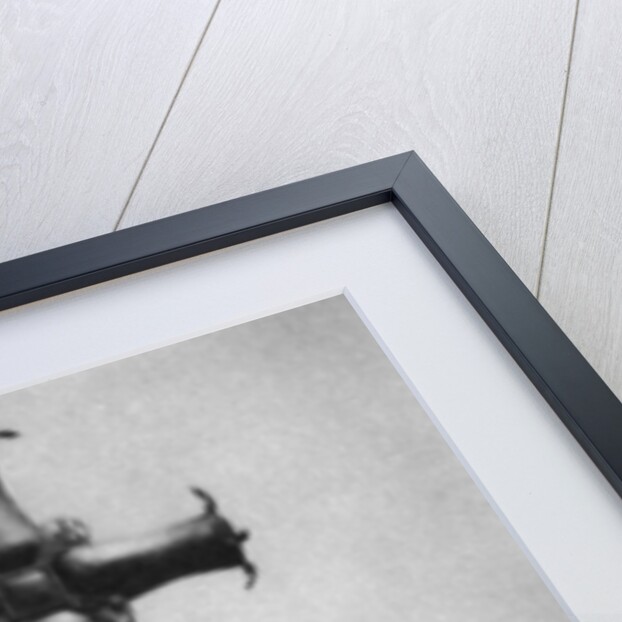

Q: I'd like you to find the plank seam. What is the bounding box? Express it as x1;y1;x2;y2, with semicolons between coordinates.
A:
534;0;581;298
112;0;225;232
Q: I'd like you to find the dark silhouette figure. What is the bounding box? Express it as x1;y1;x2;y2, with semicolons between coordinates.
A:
0;431;256;622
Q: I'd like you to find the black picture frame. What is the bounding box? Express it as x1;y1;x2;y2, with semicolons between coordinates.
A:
1;150;620;500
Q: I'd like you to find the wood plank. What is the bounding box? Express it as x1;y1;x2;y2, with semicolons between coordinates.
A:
539;0;622;400
0;0;217;261
119;0;576;290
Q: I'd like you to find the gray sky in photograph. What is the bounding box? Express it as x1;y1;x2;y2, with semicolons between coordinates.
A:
0;296;567;622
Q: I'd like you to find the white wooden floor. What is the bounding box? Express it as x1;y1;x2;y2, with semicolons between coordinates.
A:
2;1;620;400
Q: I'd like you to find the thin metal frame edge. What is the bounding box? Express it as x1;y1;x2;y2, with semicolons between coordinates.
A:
0;152;409;311
393;151;622;498
1;150;621;498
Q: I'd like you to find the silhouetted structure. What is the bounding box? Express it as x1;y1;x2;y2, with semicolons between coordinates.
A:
0;431;256;622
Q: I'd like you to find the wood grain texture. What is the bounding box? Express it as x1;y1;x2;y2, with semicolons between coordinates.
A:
539;0;622;400
119;0;576;290
0;0;217;262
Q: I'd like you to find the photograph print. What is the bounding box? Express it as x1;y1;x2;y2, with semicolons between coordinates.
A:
0;296;568;622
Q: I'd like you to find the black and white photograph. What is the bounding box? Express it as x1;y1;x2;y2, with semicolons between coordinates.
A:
2;2;622;621
0;297;567;622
